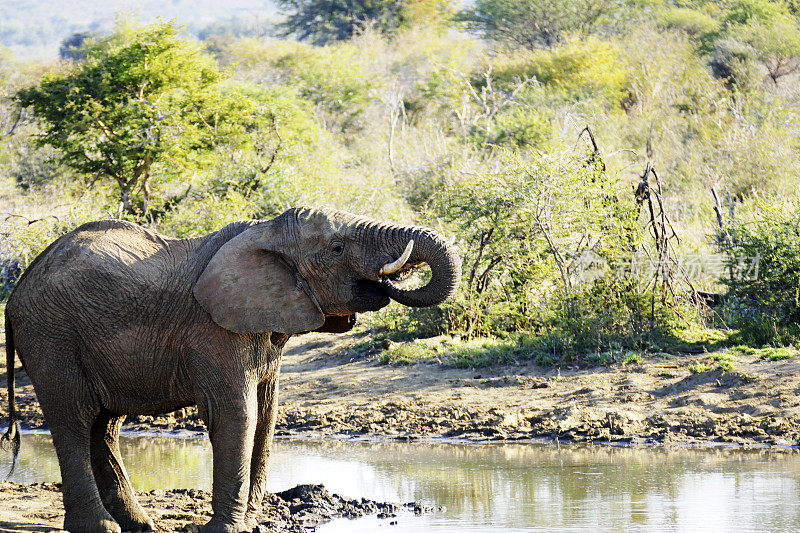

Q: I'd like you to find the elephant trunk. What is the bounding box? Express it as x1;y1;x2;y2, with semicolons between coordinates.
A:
373;224;461;308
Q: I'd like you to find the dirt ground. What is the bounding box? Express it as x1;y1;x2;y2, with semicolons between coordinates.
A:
3;330;800;446
0;481;424;532
2;330;800;530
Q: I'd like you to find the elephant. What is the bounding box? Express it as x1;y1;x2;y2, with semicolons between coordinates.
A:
1;206;460;533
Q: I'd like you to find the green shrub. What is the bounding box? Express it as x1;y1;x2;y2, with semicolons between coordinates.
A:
709;37;763;90
717;200;800;346
220;38;379;134
396;144;687;359
658;8;720;39
623;352;643;365
486;36;629;104
733;345;795;360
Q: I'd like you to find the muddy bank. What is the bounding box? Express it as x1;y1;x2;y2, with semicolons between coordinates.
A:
0;481;431;532
3;331;800;447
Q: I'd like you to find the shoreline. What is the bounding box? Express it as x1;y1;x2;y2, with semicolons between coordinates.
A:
4;331;800;450
9;426;800;452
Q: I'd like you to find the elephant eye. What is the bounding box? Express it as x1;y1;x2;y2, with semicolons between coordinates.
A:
331;241;344;256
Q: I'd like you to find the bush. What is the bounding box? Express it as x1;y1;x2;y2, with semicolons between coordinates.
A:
717;200;800;345
219;38;378;134
156;86;411;237
658;8;720;39
458;0;618;49
487;36;629;105
397;143;686;358
709;37;763;90
275;0;454;45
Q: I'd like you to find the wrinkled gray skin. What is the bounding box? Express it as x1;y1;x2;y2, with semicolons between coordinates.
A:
2;206;460;533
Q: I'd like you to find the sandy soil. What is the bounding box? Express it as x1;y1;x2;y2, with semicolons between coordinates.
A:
3;330;800;446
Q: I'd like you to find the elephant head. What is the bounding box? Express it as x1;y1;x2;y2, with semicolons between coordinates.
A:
193;206;461;335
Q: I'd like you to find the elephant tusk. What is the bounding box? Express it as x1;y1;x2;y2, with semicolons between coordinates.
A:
380;240;414;276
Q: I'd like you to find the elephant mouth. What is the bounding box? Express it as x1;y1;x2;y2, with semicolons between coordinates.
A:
349;279;391;311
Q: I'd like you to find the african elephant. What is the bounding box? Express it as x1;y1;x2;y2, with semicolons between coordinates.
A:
1;206;460;533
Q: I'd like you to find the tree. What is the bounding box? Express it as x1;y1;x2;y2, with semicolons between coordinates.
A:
59;31;102;60
728;15;800;85
16;22;262;216
276;0;453;44
458;0;618;49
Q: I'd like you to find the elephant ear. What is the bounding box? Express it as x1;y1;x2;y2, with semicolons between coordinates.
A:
193;223;325;334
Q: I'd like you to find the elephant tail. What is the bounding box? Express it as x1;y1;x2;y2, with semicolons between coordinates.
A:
1;312;20;476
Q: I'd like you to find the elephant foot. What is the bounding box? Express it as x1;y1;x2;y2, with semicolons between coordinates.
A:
108;501;155;532
64;512;121;533
200;518;251;533
114;514;154;532
243;515;260;531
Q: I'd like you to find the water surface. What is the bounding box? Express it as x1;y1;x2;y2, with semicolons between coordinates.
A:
7;433;800;532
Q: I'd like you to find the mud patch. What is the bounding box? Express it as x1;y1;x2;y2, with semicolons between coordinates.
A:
0;482;434;532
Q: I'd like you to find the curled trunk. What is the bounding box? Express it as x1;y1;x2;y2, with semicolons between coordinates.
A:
376;225;461;308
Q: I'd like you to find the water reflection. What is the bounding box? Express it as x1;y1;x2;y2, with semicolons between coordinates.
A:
7;434;800;532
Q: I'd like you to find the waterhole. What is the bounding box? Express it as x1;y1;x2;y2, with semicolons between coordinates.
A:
7;433;800;532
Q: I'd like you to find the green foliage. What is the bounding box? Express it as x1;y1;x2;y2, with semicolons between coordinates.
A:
487;36;629;104
726;15;800;85
717;200;800;346
15;22;269;217
658;8;720;38
688;353;735;373
276;0;453;45
733;345;796;360
689;353;736;373
458;0;620;49
622;352;643;365
723;0;792;25
709;352;736;372
399;145;686;360
220;38;378;133
687;361;712;373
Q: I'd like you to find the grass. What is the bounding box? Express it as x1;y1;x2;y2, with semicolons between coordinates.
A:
687;361;712;374
622;352;643;365
688;352;737;373
378;334;559;368
373;326;755;370
732;345;797;361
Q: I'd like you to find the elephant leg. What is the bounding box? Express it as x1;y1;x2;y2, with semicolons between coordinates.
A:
34;375;120;533
90;410;154;532
198;386;258;533
244;373;280;526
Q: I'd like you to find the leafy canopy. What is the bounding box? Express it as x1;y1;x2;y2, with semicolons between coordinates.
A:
458;0;619;49
16;21;268;216
276;0;453;44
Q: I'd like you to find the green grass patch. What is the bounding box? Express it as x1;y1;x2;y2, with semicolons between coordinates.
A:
709;352;736;372
622;352;643;365
688;352;737;373
688;361;712;374
379;334;562;368
733;345;796;361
